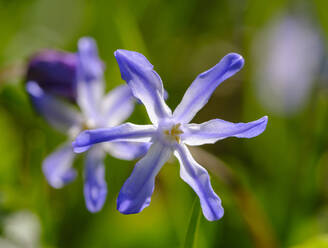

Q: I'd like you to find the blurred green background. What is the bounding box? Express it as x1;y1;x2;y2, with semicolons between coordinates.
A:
1;0;328;247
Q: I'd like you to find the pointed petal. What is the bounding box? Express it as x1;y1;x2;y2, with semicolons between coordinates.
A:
182;116;268;146
26;81;82;133
101;84;135;126
72;123;156;153
84;147;107;212
42;143;76;188
117;142;172;214
76;37;104;120
174;144;224;221
173;53;244;123
114;49;172;124
104;142;150;160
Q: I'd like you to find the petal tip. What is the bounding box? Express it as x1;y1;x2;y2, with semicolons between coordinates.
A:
85;199;105;213
72;139;91;153
114;49;132;61
116;193;150;215
114;49;153;70
260;115;269;127
117;199;133;214
72;144;91;153
78;37;97;51
85;193;106;213
45;170;77;189
43;164;77;189
26;81;43;97
117;196;138;214
75;131;91;146
71;141;79;152
207;207;224;221
251;116;269;137
85;185;107;213
226;53;245;71
114;49;126;58
204;200;224;221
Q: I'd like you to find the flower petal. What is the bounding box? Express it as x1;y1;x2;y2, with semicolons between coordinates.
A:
114;49;172;124
173;53;244;123
42;143;76;188
182;116;268;146
104;142;150;160
72;123;156;153
101;84;135;126
174;144;223;221
26;81;82;133
84;147;107;212
117;142;172;214
76;37;104;121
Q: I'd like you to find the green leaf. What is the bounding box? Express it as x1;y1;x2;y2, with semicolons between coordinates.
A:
291;234;328;248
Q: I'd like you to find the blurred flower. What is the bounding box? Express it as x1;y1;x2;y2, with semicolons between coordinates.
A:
73;50;268;221
252;14;322;115
26;50;78;101
26;38;149;212
0;211;41;248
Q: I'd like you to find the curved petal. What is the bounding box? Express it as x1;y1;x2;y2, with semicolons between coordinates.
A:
101;84;135;126
117;142;172;214
84;147;107;212
76;37;104;121
182;116;268;146
173;53;244;123
174;144;223;221
42;143;76;188
114;49;172;124
104;142;151;160
73;145;92;154
26;81;82;133
72;123;156;153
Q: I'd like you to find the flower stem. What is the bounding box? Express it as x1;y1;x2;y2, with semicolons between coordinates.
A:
183;197;201;248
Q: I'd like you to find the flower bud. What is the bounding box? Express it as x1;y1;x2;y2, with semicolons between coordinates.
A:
26;50;77;101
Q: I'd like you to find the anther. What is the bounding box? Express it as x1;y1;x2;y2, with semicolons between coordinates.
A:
163;123;183;143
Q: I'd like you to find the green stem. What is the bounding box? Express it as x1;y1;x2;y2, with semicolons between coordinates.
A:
183;197;201;248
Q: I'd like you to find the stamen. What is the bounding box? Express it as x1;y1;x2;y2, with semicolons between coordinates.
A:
82;119;97;130
163;123;183;143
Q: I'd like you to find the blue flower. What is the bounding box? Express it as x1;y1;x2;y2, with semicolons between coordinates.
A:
26;39;149;212
73;50;268;221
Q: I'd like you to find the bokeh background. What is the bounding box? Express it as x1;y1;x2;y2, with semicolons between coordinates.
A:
0;0;328;247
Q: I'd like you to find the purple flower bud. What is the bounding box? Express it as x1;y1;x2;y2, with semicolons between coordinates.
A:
26;50;78;101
